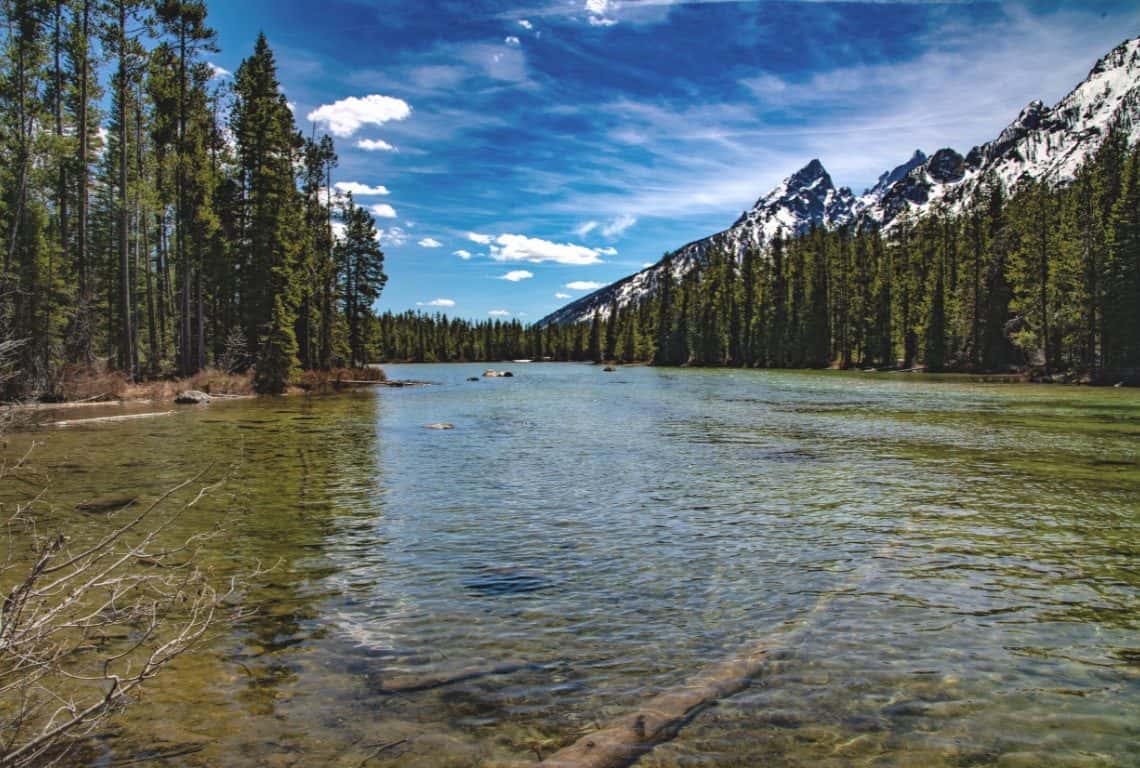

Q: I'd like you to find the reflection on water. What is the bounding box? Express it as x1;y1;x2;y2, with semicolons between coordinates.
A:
2;365;1139;766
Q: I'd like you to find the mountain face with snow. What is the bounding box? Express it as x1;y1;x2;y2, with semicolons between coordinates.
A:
539;36;1140;328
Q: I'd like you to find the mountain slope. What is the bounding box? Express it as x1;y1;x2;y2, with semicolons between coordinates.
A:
539;36;1140;328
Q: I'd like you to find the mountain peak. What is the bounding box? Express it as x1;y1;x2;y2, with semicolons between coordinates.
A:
790;158;830;186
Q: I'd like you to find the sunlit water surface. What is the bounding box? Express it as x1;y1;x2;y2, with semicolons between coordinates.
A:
4;365;1139;767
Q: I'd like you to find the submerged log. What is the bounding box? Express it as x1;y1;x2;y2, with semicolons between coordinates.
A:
532;515;918;768
375;661;541;694
535;637;790;768
76;495;139;514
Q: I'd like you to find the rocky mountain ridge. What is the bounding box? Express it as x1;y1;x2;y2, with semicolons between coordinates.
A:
539;36;1140;327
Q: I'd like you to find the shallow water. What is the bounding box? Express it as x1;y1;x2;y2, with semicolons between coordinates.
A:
3;365;1139;767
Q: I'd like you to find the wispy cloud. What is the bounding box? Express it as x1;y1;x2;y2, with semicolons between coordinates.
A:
499;270;535;281
489;309;511;317
418;237;443;248
566;280;605;291
453;249;473;259
418;298;456;308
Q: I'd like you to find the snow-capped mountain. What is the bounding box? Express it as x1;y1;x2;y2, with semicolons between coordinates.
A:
539;36;1140;328
539;158;862;327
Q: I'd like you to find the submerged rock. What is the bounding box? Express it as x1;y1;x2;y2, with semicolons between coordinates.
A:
603;366;617;372
464;566;550;596
466;377;480;382
175;390;212;405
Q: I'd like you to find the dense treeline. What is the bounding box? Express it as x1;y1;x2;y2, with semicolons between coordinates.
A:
0;1;386;397
596;134;1140;379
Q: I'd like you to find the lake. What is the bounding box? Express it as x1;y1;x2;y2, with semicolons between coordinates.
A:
3;364;1139;767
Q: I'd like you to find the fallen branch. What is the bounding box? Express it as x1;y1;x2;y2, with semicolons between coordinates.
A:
51;411;174;428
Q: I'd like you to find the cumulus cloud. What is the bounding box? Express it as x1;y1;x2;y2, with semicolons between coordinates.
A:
518;19;533;30
418;237;443;248
467;232;493;245
489;309;511;317
307;94;412;138
505;36;521;46
208;62;231;79
370;203;398;219
597;247;619;256
601;214;637;238
490;234;605;266
566;281;605;291
555;292;572;299
499;270;534;282
356;138;396;152
334;181;390;196
453;249;472;259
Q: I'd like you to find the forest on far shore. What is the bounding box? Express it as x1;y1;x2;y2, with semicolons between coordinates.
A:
373;134;1140;384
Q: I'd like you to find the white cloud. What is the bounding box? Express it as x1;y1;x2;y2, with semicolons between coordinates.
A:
642;262;655;269
574;221;599;238
505;36;521;46
555;292;572;299
467;232;493;245
586;0;617;26
566;281;605;291
334;181;390;196
377;227;408;246
307;94;412;138
370;203;398;219
356;138;397;152
490;234;605;266
601;214;637;238
597;247;618;256
499;270;534;282
453;249;473;260
286;102;296;113
489;310;511;317
417;298;456;308
208;62;231;80
418;237;443;248
518;19;533;30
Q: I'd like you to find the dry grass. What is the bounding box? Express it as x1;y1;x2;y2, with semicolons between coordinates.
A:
120;369;255;402
297;367;387;395
51;364;130;402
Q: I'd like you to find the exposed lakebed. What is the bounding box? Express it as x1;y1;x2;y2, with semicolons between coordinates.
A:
3;365;1139;766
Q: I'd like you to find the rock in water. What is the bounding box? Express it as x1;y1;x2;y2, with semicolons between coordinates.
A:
603;366;617;372
483;370;514;378
424;423;454;430
175;390;212;405
464;566;550;596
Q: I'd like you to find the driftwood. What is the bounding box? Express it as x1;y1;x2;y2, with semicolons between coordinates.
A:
532;519;916;768
52;411;175;428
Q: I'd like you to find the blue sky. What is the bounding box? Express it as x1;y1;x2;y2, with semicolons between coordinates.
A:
206;0;1140;322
